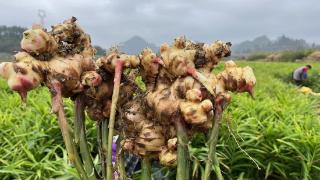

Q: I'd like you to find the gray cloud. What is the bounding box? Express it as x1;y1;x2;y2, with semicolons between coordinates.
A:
0;0;319;47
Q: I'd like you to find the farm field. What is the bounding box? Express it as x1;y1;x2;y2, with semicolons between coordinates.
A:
0;61;319;179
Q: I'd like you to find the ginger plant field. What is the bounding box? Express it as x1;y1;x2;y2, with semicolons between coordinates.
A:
0;61;319;180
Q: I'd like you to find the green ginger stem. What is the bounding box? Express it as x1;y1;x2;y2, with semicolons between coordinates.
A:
176;118;190;180
141;157;152;180
75;96;98;179
203;97;225;180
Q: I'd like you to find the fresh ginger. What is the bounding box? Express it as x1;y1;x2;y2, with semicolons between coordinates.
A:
0;17;97;101
122;37;255;166
96;48;140;73
139;48;163;91
0;17;257;172
120;100;164;156
159;138;177;166
160;36;232;77
160;39;196;76
213;60;256;96
20;25;57;59
0;52;43;101
180;89;213;125
51;17;96;57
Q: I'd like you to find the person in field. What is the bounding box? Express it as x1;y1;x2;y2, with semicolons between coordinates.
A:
292;65;312;85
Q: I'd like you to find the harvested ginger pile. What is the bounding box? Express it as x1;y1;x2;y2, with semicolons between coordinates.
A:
298;86;320;96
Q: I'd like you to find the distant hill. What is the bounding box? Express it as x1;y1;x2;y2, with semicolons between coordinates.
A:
93;45;106;56
232;35;318;55
119;36;158;54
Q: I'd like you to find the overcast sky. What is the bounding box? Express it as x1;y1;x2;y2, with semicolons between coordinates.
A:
0;0;319;48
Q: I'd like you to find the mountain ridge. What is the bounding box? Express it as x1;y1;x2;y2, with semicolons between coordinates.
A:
118;35;159;54
232;35;319;55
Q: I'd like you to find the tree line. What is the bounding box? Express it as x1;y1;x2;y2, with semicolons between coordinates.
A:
0;26;26;54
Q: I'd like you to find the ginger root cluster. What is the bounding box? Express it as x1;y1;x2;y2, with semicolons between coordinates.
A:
0;18;256;167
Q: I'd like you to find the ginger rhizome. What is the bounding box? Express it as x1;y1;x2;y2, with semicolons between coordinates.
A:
0;17;96;102
0;17;256;180
117;37;256;166
0;17;98;179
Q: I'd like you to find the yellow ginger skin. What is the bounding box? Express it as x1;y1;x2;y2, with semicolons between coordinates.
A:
160;37;232;77
180;89;213;125
203;40;232;68
139;48;164;90
159;148;177;166
0;51;96;100
0;17;98;101
96;49;140;73
21;25;58;56
0;52;44;101
121;101;165;157
214;60;256;96
139;48;163;76
132;39;255;167
160;41;196;77
159;137;177;166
